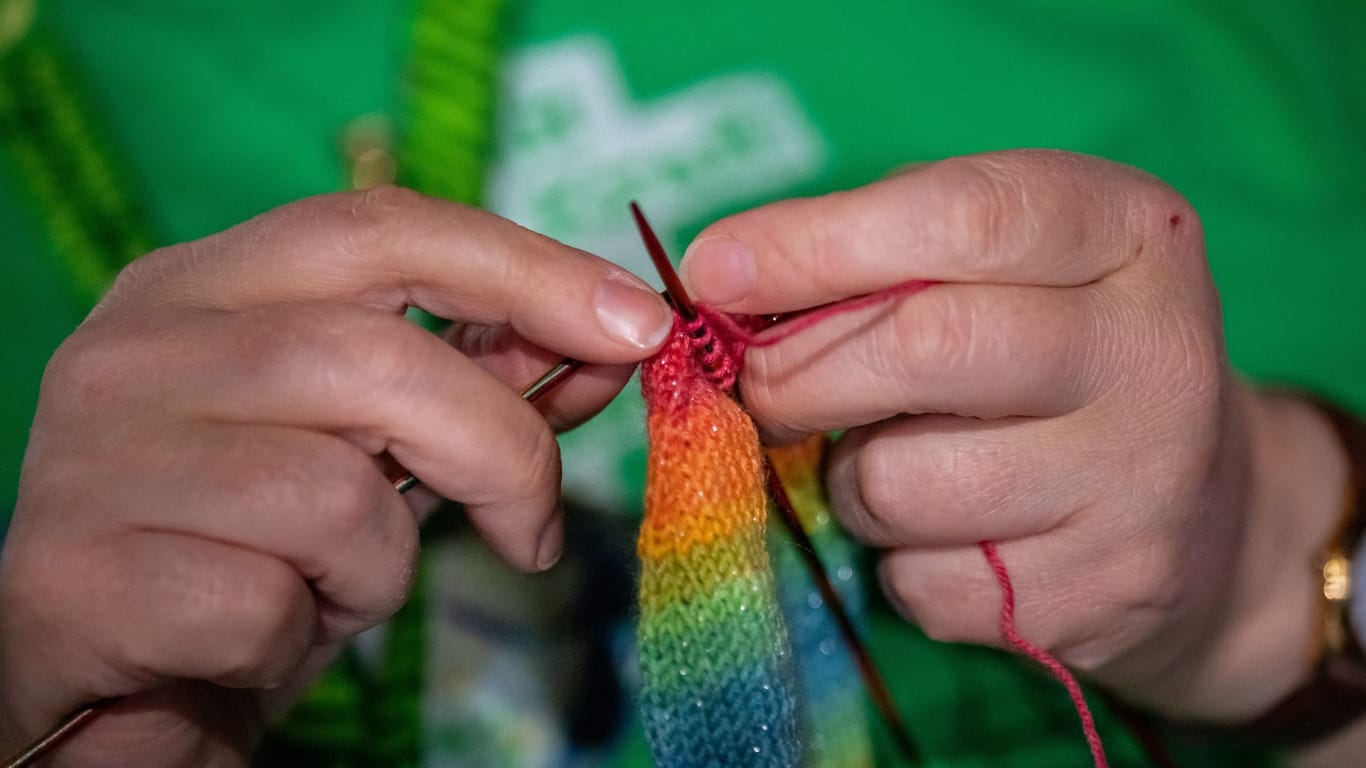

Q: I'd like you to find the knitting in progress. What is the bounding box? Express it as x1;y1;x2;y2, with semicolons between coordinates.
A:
633;265;1109;766
636;310;806;767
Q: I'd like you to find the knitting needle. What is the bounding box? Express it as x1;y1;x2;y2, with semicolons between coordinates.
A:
629;202;697;322
1;700;110;768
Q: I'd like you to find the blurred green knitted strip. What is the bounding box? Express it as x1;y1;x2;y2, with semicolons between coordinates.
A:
397;0;506;205
407;90;488;142
0;32;152;309
279;0;507;759
24;48;140;256
412;26;497;72
13;36;151;269
416;0;501;43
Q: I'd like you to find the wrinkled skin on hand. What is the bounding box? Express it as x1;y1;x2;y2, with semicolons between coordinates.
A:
0;187;672;766
681;150;1349;724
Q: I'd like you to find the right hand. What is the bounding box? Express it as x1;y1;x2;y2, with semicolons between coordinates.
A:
0;187;673;766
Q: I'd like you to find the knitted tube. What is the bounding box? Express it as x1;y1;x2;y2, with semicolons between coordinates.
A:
768;437;874;768
638;317;802;768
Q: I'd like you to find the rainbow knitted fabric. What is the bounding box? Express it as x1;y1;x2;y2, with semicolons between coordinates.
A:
637;307;877;767
637;316;803;767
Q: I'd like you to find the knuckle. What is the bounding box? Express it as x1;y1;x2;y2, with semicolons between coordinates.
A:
304;441;388;541
905;581;987;646
263;309;428;411
458;403;559;508
804;195;863;293
342;186;423;240
376;523;421;615
1134;181;1201;239
879;558;922;621
101;246;172;304
339;520;422;635
939;157;1033;271
1125;179;1206;272
344;315;431;402
858;431;1010;538
345;185;424;228
39;328;137;411
914;612;963;645
327;186;426;270
891;291;976;378
879;555;986;645
0;536;69;632
215;563;312;688
1108;546;1184;615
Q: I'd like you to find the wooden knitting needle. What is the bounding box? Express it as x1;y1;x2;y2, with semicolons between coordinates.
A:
629;202;697;322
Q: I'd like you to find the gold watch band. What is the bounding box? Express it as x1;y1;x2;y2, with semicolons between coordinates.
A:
1224;397;1366;746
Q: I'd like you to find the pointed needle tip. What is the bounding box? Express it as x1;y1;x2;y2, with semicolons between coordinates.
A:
629;202;696;321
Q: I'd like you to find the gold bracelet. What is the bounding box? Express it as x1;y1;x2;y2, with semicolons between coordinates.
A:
1318;470;1360;660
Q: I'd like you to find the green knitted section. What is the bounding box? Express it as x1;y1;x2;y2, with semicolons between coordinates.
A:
397;0;506;206
0;29;153;308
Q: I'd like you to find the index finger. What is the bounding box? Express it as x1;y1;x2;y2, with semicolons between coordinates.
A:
680;150;1193;313
110;187;673;364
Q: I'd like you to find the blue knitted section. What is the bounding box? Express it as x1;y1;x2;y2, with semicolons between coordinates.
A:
640;656;802;767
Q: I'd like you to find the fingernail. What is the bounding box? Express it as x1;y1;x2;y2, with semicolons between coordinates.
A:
680;236;756;305
536;510;564;571
594;273;672;349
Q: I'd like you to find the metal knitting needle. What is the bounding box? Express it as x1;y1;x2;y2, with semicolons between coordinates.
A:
1;701;110;768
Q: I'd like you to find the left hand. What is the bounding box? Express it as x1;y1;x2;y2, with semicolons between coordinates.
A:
679;150;1348;722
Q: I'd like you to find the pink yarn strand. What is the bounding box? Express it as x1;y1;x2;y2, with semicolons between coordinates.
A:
702;279;936;349
980;541;1109;768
